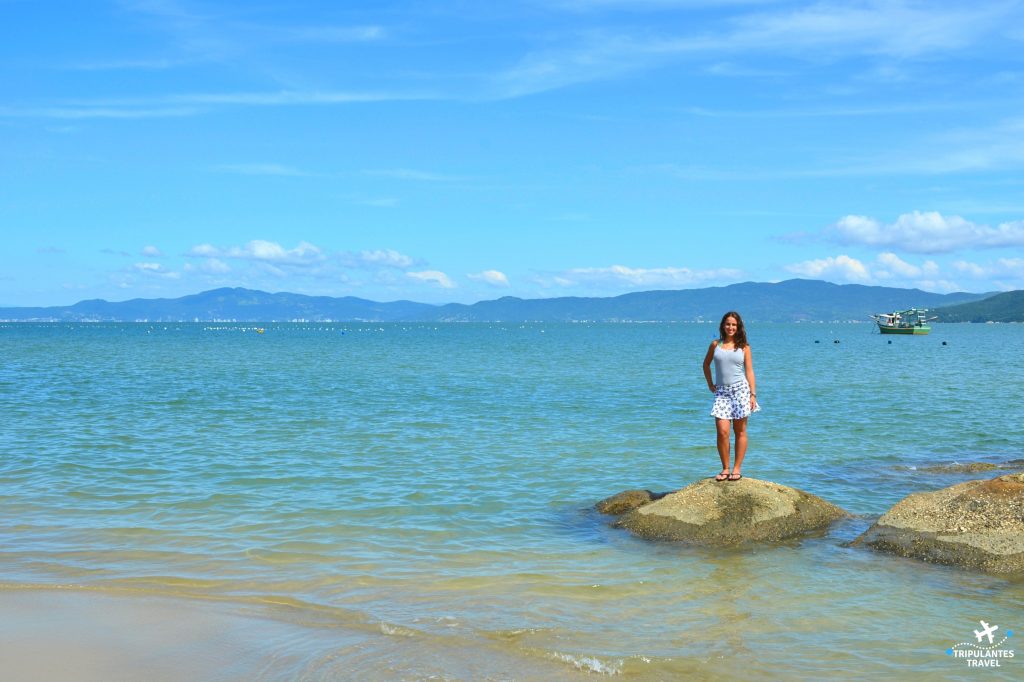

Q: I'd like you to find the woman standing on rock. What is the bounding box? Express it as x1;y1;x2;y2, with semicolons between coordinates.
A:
702;311;759;481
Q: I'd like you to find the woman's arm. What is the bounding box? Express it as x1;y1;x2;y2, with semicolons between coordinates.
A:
744;345;757;404
702;341;717;392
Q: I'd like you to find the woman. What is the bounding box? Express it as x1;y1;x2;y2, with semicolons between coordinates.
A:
702;311;759;481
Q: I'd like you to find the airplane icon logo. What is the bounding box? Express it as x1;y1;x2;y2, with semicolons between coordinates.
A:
974;621;999;644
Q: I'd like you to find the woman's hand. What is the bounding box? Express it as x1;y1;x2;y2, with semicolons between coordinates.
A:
708;384;717;393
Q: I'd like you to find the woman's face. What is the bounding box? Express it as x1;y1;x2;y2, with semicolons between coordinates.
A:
722;316;738;337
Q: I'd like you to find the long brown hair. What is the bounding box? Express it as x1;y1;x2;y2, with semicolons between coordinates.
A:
718;311;748;350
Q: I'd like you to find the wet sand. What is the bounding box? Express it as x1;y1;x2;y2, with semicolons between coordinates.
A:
0;588;600;681
0;588;326;681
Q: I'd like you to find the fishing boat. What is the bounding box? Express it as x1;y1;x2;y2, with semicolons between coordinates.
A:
870;308;936;335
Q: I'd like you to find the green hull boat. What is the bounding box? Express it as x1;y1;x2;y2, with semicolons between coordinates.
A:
871;308;936;335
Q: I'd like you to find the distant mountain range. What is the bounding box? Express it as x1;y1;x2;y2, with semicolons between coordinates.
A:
932;290;1024;323
0;279;1009;323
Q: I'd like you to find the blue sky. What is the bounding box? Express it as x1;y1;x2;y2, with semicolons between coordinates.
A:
3;0;1024;306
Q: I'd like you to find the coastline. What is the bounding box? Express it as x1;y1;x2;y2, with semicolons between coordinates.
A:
0;587;611;681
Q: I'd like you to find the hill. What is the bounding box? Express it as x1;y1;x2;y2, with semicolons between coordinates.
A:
0;280;992;323
0;287;434;322
933;290;1024;322
423;279;987;322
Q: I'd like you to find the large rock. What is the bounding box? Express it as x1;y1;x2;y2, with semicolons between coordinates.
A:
612;478;849;546
852;473;1024;573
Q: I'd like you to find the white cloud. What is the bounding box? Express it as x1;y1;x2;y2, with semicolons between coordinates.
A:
557;264;743;288
188;243;221;257
185;240;324;269
828;211;1024;253
874;252;939;279
784;255;870;282
132;262;181;279
468;270;510;287
202;258;231;274
224;240;323;265
407;270;456;288
345;249;415;269
141;245;163;257
954;258;1024;279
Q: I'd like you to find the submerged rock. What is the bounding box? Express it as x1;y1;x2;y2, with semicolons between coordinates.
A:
595;489;662;515
916;462;1000;474
612;478;849;546
852;473;1024;574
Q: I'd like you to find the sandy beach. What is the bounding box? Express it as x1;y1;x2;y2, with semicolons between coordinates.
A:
0;588;318;682
0;588;607;681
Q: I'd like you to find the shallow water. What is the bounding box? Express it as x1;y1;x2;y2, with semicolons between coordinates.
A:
1;322;1021;679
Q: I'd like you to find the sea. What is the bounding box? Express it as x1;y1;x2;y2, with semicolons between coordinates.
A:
1;321;1021;680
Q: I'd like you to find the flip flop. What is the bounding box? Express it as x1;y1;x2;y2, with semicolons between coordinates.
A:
727;473;743;481
714;472;729;481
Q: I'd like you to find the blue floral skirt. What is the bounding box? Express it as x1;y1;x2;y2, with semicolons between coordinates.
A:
710;379;760;420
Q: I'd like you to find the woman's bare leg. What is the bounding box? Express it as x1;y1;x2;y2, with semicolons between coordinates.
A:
715;418;731;479
731;417;748;478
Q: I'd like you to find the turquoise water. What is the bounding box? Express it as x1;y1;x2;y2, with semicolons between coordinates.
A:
1;322;1021;679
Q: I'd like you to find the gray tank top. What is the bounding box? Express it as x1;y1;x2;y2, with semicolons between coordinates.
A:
713;343;746;386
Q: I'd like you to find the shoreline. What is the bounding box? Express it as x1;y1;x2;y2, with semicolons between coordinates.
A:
0;587;607;681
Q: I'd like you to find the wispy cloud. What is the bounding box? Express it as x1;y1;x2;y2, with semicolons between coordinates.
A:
468;270;510;287
0;106;198;119
0;90;433;121
827;211;1024;253
903;117;1024;174
954;257;1024;280
141;245;163;257
117;0;237;62
784;254;870;282
183;258;232;275
408;270;456;288
274;25;387;44
341;249;417;269
363;168;460;182
66;58;187;71
213;163;310;177
491;2;1017;97
785;252;968;291
186;240;325;266
132;262;181;279
874;252;939;280
677;101;973;119
548;264;743;289
156;90;423;106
